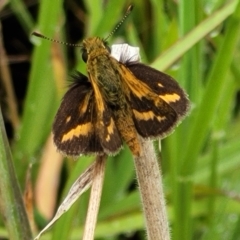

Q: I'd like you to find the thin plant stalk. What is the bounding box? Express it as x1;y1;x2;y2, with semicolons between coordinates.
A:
0;23;19;130
133;138;170;240
82;155;107;240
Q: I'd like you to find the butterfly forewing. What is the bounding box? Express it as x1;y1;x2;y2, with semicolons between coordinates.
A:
127;63;190;117
119;62;189;139
52;73;103;156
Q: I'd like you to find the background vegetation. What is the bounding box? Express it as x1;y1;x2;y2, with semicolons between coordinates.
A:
0;0;240;239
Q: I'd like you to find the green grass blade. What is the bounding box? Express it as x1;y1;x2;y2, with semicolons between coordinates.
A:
0;108;32;240
151;0;237;71
13;0;64;169
9;0;35;33
182;0;240;175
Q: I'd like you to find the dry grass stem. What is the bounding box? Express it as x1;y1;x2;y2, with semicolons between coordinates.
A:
82;154;107;240
133;138;170;240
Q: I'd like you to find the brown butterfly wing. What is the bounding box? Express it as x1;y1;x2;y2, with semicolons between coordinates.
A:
52;73;103;156
53;72;122;156
119;63;190;139
127;62;190;117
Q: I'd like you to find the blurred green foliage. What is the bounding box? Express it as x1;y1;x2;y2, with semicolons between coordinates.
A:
0;0;240;239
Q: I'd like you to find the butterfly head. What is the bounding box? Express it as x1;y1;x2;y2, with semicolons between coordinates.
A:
81;37;111;63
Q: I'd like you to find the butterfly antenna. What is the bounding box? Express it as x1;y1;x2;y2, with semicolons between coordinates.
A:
104;5;133;41
32;32;82;47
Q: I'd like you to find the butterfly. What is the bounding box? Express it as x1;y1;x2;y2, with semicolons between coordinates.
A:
52;37;190;157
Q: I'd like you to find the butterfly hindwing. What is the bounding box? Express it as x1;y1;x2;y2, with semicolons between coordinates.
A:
129;91;178;138
97;105;123;154
86;72;123;155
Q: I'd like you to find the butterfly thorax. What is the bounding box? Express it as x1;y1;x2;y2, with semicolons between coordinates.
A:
83;37;126;107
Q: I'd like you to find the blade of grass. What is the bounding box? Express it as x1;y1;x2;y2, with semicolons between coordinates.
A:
182;0;240;178
171;1;202;239
194;136;240;183
13;0;64;176
0;107;32;240
100;148;134;208
86;0;129;37
9;0;35;33
206;71;237;230
98;191;141;220
151;0;238;71
230;215;240;240
176;2;240;239
148;0;164;59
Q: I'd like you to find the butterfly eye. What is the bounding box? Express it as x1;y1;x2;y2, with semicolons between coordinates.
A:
82;49;88;62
